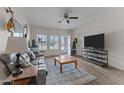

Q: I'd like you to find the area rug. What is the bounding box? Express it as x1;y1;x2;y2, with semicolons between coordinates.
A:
45;58;96;85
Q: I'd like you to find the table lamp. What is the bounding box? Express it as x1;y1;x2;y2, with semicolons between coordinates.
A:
6;37;28;76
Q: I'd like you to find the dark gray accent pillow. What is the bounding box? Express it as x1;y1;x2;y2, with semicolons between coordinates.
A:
0;54;11;74
0;54;11;64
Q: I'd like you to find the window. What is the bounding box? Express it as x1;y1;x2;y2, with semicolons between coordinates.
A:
36;34;47;50
13;32;23;37
60;36;66;50
50;35;59;50
12;19;24;37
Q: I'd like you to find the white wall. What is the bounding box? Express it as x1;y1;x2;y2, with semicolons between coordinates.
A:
30;25;72;56
0;31;10;53
72;8;124;70
12;8;31;41
0;8;10;53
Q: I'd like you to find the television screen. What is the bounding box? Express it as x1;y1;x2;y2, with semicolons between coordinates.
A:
84;33;104;49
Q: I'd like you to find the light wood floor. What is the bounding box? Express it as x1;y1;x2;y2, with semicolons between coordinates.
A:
46;56;124;85
76;57;124;85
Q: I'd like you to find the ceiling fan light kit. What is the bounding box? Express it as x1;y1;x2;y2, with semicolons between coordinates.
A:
58;11;79;24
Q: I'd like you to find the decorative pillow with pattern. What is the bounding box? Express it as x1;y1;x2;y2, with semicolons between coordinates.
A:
26;50;36;61
20;53;30;63
19;57;32;67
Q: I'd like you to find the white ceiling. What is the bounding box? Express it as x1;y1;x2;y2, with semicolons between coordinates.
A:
20;7;111;30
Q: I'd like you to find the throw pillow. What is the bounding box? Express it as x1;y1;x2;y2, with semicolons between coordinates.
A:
0;53;12;74
20;53;32;67
0;53;11;64
20;53;30;63
10;53;17;62
19;57;32;67
26;50;36;61
7;62;15;72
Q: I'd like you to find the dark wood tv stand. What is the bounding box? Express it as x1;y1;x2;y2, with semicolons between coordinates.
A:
81;48;108;67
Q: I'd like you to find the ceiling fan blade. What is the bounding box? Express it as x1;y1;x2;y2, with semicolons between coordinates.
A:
58;21;61;23
58;18;64;23
69;17;78;19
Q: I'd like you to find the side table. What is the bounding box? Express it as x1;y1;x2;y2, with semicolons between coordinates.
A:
5;66;38;85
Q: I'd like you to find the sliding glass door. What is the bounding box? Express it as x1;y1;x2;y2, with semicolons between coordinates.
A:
60;35;71;55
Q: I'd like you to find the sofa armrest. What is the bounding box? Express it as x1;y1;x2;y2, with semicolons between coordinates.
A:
36;69;47;85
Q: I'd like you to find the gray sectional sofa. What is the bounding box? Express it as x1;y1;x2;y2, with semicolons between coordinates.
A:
0;50;47;85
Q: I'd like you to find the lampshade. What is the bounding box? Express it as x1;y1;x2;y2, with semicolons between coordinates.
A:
6;37;28;53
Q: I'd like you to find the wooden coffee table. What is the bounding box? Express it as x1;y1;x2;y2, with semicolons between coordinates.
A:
54;55;77;73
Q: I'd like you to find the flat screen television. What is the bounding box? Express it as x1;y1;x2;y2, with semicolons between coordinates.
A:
84;33;104;49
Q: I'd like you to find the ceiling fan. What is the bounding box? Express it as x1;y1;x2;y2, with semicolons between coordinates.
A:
58;12;79;24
